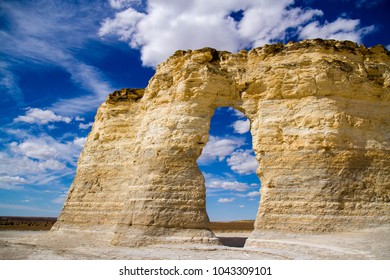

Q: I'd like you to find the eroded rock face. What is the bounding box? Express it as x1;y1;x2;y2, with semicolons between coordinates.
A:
52;39;390;246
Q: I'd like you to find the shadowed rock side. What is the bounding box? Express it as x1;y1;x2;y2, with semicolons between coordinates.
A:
52;39;390;247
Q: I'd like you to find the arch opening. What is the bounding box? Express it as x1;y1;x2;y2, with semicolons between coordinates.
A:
196;106;261;247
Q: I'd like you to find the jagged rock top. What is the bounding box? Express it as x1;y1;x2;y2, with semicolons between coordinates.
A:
107;88;144;102
169;39;389;62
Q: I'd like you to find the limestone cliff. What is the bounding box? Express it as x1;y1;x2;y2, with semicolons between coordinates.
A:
52;39;390;247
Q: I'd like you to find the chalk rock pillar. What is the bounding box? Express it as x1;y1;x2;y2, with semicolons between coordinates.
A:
52;40;390;247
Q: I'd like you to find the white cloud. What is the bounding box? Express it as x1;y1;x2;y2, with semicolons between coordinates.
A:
218;198;235;203
236;190;260;198
0;1;114;115
232;119;250;134
203;173;249;192
109;0;141;9
197;136;244;164
0;61;24;104
0;175;27;184
386;44;390;51
79;122;94;130
15;108;71;125
0;132;85;191
10;141;57;161
228;108;245;118
50;63;114;115
247;191;259;197
240;205;245;208
0;151;63;178
237;3;323;47
9;135;82;163
75;116;85;122
98;0;322;66
73;137;87;148
99;0;374;67
209;181;249;192
0;176;27;190
99;8;145;42
226;149;258;175
299;18;375;43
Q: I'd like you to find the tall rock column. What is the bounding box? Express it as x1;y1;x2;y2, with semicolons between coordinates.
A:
110;48;244;245
243;41;390;245
52;89;145;240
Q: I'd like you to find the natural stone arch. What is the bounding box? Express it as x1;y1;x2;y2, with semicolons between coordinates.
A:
52;39;390;247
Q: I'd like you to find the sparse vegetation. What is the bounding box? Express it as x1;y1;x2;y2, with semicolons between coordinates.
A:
0;216;57;231
0;216;255;232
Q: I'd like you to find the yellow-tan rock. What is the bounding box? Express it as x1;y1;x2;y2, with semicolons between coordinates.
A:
52;39;390;247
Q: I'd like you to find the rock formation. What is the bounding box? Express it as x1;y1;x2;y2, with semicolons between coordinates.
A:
52;39;390;247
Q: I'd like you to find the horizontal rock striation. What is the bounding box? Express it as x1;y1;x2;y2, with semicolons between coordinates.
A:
52;39;390;246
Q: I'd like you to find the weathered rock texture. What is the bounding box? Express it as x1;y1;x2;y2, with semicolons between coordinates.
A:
52;39;390;247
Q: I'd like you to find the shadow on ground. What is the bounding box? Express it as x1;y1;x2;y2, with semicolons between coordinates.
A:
218;237;248;248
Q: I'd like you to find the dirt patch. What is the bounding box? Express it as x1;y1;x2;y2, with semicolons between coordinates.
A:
209;220;254;232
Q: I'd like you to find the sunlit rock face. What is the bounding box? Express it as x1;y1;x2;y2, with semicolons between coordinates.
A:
52;39;390;247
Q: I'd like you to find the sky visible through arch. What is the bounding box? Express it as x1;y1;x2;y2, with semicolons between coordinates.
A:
197;107;260;221
0;0;389;219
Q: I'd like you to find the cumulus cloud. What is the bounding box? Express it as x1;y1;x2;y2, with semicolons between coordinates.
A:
226;149;258;175
0;176;27;184
228;108;246;118
197;136;244;164
236;190;260;198
203;173;249;192
209;181;249;192
232;119;250;134
79;122;94;130
218;198;235;203
73;137;87;148
99;7;145;42
15;108;71;125
99;0;374;67
299;18;375;43
0;133;86;190
246;191;260;197
0;132;85;191
0;176;27;191
9;135;82;164
74;116;85;122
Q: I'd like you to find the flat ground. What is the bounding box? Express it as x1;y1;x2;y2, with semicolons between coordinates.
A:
1;225;389;260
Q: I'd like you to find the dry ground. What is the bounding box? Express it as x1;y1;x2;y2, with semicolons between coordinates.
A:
0;225;389;260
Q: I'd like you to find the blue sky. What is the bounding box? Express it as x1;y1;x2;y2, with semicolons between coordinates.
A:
0;0;389;220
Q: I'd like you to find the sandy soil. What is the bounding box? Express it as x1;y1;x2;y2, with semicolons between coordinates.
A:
0;227;389;260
